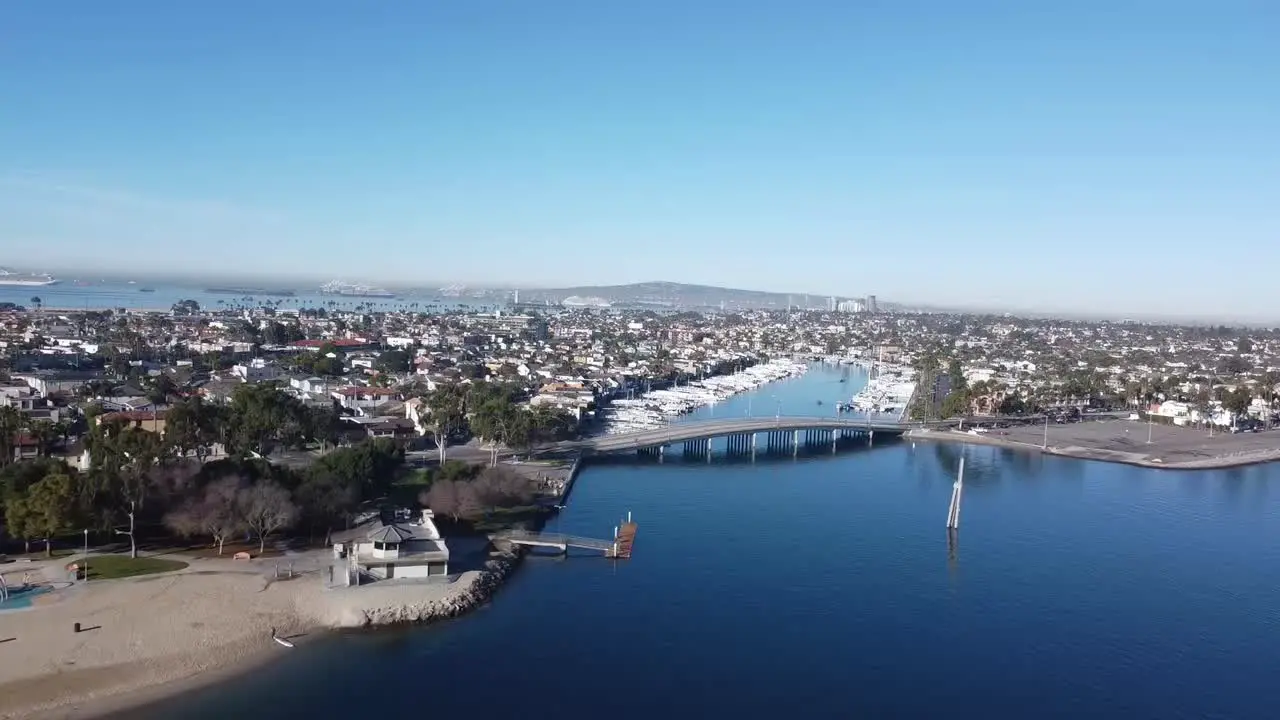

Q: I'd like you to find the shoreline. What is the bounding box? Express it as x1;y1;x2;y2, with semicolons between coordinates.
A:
907;428;1280;470
0;546;525;720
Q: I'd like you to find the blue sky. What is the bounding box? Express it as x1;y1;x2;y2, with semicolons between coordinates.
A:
2;1;1277;318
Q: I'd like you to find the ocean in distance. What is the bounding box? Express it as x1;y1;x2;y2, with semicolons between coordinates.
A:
128;365;1280;720
0;281;482;312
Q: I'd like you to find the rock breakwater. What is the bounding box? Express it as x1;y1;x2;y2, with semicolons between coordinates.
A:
312;549;523;629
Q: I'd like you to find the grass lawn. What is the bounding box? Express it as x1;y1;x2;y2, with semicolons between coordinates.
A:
183;540;285;559
71;555;189;580
11;547;77;561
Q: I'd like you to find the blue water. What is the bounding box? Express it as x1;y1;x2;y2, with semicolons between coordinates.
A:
129;364;1280;719
0;583;53;611
0;281;488;312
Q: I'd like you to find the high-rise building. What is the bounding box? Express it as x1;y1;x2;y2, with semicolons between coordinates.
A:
866;295;878;313
827;296;837;311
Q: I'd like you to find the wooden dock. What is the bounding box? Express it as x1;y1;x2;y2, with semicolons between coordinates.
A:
495;512;637;559
610;520;637;559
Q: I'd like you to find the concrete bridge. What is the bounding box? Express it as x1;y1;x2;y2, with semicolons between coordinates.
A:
530;412;1111;460
541;416;911;459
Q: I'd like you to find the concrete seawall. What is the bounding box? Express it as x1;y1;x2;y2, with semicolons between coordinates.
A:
559;457;583;505
307;548;523;628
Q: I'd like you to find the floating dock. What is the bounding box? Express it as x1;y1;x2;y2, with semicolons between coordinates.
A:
497;511;637;559
610;515;638;559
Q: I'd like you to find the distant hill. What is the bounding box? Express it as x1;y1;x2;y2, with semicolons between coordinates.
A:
515;281;844;310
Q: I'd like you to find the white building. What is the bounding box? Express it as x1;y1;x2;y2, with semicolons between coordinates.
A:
332;510;449;584
231;358;282;383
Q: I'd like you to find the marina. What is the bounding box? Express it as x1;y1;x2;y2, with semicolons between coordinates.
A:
842;362;917;416
598;359;809;434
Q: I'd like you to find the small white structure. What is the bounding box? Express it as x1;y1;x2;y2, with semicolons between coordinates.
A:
333;510;449;584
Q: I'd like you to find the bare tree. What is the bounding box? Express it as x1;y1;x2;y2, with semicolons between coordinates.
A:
114;500;138;559
165;476;245;555
473;466;537;511
237;481;298;554
423;479;460;521
456;481;485;519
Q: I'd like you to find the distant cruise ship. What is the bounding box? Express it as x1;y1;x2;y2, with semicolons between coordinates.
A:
319;280;396;299
0;267;58;287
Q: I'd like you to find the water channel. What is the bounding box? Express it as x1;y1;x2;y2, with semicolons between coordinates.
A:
136;363;1280;719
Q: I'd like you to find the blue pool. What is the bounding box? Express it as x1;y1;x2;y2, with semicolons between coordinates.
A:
0;583;54;610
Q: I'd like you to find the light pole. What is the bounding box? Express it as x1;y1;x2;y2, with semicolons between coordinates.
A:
83;528;89;582
1042;414;1049;449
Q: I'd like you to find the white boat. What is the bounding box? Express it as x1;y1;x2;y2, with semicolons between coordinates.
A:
0;268;58;286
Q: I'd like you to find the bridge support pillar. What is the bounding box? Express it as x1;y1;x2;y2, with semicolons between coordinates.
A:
832;429;838;454
869;429;874;446
793;429;799;457
751;432;757;461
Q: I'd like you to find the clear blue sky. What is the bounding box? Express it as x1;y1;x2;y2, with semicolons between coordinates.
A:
2;1;1277;318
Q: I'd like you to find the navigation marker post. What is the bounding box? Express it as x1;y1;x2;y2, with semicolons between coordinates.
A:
946;457;965;530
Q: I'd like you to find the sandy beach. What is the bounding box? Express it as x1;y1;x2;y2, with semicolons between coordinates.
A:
0;558;315;720
0;541;518;720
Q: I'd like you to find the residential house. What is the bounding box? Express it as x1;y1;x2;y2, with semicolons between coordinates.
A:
332;386;399;416
231;358;283;383
96;409;168;434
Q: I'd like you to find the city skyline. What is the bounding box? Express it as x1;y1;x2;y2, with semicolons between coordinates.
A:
3;2;1277;318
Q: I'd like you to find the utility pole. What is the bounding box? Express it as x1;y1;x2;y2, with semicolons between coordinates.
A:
1042;414;1049;449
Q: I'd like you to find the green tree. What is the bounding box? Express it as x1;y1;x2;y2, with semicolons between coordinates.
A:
1222;387;1252;417
164;396;225;461
15;471;78;556
225;384;304;456
940;390;971;419
27;420;59;458
146;374;179;405
947;359;967;393
0;406;25;468
5;493;35;553
422;387;465;465
375;349;412;373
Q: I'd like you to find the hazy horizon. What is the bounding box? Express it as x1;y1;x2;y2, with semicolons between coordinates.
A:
3;3;1277;319
7;264;1278;326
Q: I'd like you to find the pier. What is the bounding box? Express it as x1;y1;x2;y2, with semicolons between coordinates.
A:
496;513;638;559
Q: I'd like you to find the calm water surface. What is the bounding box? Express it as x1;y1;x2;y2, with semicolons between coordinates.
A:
0;282;480;312
135;365;1280;719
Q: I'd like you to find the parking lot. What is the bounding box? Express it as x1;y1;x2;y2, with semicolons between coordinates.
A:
945;417;1280;467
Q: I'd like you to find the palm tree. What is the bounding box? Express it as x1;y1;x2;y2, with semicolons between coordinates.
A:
30;296;42;312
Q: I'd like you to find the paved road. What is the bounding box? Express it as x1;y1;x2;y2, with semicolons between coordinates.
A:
546;416;910;454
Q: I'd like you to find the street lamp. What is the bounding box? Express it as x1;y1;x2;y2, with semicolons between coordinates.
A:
83;528;89;582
